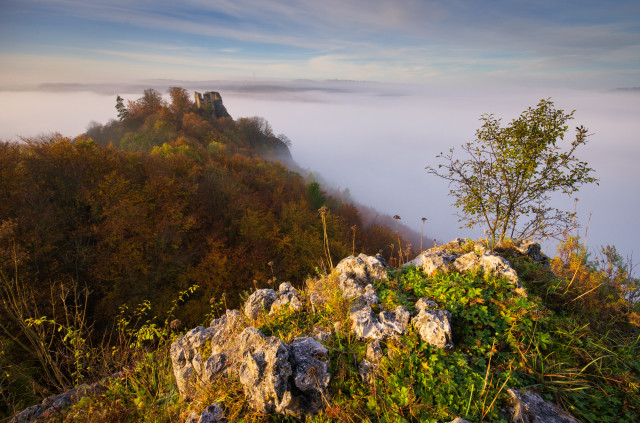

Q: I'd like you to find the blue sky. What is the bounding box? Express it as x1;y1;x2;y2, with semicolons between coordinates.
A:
1;0;639;88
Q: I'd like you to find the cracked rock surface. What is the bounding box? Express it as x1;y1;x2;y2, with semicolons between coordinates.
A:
270;282;303;313
412;308;454;349
171;302;330;417
244;289;278;320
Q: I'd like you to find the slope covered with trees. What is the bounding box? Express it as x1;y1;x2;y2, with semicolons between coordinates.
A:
0;88;403;414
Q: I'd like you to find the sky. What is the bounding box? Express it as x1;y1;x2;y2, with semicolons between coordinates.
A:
0;0;639;261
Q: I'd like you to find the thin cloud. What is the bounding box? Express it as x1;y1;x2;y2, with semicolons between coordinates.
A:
0;78;408;104
2;1;639;88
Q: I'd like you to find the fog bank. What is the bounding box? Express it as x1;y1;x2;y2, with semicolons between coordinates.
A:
1;82;637;260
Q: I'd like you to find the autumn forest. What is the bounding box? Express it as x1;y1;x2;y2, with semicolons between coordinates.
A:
0;88;403;412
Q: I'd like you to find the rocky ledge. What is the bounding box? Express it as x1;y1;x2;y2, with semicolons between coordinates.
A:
11;238;573;423
173;239;575;423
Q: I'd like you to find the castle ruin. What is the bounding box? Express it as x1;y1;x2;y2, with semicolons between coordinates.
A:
194;91;231;119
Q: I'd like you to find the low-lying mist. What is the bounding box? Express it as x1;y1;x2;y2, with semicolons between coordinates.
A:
1;81;637;260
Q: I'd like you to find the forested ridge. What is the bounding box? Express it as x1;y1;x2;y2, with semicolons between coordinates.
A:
0;88;402;413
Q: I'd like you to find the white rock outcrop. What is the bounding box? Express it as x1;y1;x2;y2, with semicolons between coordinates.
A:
170;304;330;417
406;239;539;296
335;253;389;284
453;252;520;287
411;308;454;349
406;250;457;274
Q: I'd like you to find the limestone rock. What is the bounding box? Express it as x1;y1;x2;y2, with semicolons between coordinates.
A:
358;341;386;384
244;289;278;319
10;404;43;423
209;309;246;354
224;326;264;376
289;337;331;415
170;313;252;397
362;284;379;304
238;336;293;414
448;418;473;423
408;239;528;297
335;254;388;284
10;383;106;422
338;273;365;299
358;359;375;384
350;305;385;340
454;252;520;286
513;240;549;266
335;255;415;342
379;306;411;336
506;389;580;423
405;250;457;274
218;327;266;377
170;325;214;396
433;237;469;252
366;340;383;364
350;303;410;341
270;282;302;313
185;403;226;423
412;309;453;349
172;310;331;417
337;274;379;304
415;298;439;312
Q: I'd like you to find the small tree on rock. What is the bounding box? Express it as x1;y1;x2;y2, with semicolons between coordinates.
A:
427;99;598;244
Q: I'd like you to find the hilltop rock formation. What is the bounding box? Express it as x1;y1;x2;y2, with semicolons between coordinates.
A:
12;237;582;422
194;91;231;119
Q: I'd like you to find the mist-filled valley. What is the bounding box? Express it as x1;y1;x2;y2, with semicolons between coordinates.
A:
1;82;638;259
